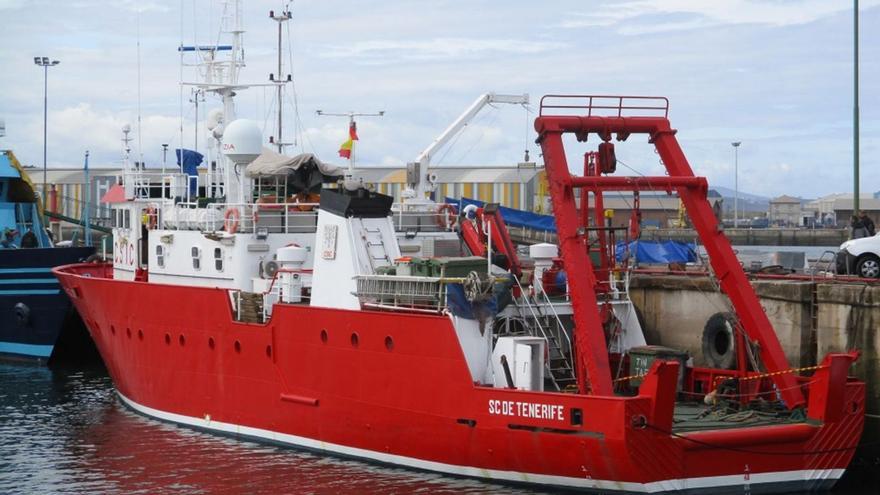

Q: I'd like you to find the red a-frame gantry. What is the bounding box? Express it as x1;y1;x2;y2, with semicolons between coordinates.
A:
534;95;805;408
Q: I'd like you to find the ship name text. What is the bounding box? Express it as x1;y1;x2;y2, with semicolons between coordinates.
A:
488;400;565;421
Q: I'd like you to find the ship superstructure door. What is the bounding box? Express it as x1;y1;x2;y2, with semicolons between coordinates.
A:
111;205;137;281
111;203;152;281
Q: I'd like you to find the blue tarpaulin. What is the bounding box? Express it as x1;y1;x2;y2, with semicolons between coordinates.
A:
445;197;556;232
444;197;695;264
176;149;203;196
616;240;697;264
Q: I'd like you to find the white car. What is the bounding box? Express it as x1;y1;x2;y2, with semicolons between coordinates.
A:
836;235;880;278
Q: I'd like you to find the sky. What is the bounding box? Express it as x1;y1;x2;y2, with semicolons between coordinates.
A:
0;0;877;199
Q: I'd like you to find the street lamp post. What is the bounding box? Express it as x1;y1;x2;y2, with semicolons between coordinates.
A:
732;141;742;228
34;56;60;212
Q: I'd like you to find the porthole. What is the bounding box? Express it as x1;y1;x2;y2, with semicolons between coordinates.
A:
265;345;272;358
110;325;116;336
320;329;328;343
208;337;215;349
179;334;186;346
138;329;144;341
126;328;132;339
385;336;394;351
350;332;359;348
234;340;242;353
164;333;171;345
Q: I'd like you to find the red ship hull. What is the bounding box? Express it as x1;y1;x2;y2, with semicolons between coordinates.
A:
55;263;864;494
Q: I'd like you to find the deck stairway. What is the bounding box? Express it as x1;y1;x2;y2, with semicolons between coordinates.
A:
506;279;577;392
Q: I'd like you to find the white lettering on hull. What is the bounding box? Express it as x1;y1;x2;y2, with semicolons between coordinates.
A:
488;400;565;422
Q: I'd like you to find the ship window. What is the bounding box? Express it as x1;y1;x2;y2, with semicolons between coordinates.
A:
192;246;201;270
214;247;223;271
123;209;131;229
111;209;117;227
156;245;165;268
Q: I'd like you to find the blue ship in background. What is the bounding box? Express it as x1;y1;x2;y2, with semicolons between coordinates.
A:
0;150;93;362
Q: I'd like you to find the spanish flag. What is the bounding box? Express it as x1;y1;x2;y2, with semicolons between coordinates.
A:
338;121;358;159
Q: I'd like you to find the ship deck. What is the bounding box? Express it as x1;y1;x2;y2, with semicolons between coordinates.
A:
671;401;805;433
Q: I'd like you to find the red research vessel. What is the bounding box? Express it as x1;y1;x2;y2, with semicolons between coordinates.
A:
55;95;864;493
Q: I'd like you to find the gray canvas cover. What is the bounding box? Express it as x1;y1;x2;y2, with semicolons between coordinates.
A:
245;148;343;178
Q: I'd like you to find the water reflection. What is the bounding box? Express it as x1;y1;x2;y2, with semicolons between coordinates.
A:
0;364;541;494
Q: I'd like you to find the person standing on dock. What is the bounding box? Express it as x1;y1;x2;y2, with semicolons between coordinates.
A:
851;214;868;238
860;210;875;236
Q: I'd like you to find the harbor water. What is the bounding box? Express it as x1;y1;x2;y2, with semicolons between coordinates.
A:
0;361;876;494
0;363;543;495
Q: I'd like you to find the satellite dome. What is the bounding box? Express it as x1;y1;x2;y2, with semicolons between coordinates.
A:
221;119;262;165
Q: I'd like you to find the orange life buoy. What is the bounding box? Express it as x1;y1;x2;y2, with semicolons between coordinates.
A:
224;208;241;234
436;203;458;230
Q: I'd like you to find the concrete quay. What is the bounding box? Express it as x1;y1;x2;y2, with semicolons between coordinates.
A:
628;273;880;456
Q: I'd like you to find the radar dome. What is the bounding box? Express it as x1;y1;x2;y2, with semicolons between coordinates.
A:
221;119;262;165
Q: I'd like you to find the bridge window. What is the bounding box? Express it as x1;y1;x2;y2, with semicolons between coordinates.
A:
191;246;201;270
156;245;165;268
214;248;223;271
111;209;117;228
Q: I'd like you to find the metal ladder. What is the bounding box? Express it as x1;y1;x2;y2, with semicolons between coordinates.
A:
362;226;391;272
509;278;577;391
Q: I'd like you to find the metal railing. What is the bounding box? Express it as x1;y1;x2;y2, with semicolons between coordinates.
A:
539;94;669;118
156;200;461;235
509;276;575;390
354;274;463;313
162;201;319;234
391;203;458;233
126;171;193;202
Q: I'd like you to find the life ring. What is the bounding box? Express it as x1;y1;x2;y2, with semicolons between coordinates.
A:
702;312;737;370
436;204;458;230
143;206;158;230
224;208;241;234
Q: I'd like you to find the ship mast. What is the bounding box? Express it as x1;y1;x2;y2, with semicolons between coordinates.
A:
180;0;255;205
269;8;293;154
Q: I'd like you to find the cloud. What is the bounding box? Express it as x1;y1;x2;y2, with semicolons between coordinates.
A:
562;0;880;33
320;38;567;63
0;0;877;200
0;0;26;10
5;103;195;169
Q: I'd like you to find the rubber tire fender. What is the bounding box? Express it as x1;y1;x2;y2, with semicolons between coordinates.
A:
702;312;737;370
14;302;31;327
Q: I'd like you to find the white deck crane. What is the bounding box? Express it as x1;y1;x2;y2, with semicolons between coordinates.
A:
402;92;529;203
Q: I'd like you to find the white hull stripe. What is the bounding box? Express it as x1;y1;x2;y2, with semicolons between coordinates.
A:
117;392;844;493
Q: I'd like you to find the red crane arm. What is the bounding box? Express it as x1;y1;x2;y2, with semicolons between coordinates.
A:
535;108;805;407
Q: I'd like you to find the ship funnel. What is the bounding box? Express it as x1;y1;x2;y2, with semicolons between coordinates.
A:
221;119;262;165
